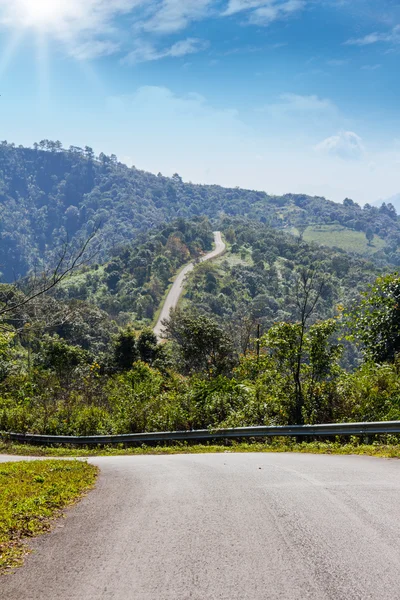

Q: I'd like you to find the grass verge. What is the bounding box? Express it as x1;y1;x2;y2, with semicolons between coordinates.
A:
0;439;399;459
0;460;98;574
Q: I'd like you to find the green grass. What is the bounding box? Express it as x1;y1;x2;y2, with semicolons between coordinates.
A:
291;225;386;256
1;440;399;459
214;252;252;269
0;460;98;574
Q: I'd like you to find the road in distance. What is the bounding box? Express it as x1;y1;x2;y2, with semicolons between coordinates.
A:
153;231;225;339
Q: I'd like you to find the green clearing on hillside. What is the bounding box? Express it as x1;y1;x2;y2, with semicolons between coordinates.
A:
0;460;98;574
214;252;253;269
299;225;386;255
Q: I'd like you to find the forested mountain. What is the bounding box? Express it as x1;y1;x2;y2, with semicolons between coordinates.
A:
1;140;400;281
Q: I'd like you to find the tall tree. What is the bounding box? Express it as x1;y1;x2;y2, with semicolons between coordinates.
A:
347;273;400;363
114;328;139;372
291;269;326;423
365;227;374;246
163;309;236;377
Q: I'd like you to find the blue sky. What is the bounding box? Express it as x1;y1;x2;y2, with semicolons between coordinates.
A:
0;0;399;204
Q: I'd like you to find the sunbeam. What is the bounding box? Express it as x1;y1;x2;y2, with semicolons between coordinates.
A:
35;32;50;109
0;30;25;78
0;0;112;97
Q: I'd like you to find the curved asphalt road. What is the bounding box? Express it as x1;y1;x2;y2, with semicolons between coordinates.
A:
154;231;225;339
1;453;400;599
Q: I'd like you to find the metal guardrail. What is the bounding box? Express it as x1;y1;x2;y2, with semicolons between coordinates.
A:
2;421;400;447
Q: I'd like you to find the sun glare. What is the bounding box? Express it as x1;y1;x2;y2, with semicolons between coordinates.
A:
15;0;74;30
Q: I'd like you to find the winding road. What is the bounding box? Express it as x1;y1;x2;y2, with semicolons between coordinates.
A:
1;452;400;599
153;231;225;339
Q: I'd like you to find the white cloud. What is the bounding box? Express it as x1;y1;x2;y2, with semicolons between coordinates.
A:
223;0;270;16
250;0;305;24
315;131;365;160
0;0;147;58
109;86;242;123
276;93;336;112
166;38;208;57
260;93;337;118
139;0;213;34
0;0;223;62
0;0;317;63
222;0;306;24
0;0;395;64
124;38;208;63
0;0;144;35
70;40;121;61
345;25;400;46
0;0;214;61
107;86;246;154
257;93;341;138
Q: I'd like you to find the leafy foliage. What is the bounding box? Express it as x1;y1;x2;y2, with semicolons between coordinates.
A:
163;309;236;377
54;217;214;326
347;273;400;362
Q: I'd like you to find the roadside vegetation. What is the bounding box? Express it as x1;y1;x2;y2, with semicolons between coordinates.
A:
0;460;98;573
0;440;399;459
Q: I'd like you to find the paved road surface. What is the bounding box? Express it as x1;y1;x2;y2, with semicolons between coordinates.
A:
153;231;225;339
1;453;400;599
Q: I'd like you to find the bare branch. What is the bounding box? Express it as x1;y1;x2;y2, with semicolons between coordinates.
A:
0;226;100;319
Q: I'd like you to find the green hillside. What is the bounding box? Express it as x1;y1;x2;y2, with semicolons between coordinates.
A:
1;141;400;282
181;219;381;342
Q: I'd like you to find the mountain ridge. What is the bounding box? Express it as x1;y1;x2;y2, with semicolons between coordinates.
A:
1;140;400;281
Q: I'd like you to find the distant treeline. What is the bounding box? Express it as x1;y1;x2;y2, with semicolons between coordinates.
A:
1;140;400;281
